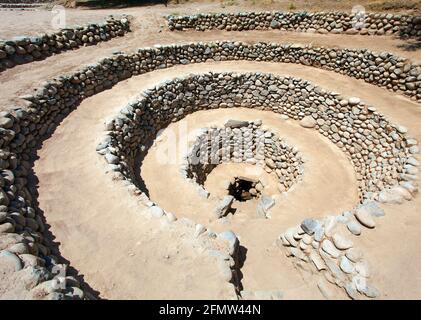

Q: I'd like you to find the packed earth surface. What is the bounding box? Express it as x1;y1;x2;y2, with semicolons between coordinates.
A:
0;0;420;300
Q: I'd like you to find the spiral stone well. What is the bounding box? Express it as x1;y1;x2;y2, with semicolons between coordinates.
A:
98;71;418;299
0;8;420;298
182;120;304;196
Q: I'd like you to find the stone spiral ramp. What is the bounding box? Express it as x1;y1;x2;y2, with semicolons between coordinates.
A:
30;60;421;299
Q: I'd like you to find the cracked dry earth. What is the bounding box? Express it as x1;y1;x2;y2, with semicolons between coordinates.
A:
0;2;421;300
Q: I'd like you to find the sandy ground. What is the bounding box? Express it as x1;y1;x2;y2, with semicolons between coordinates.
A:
1;2;420;299
32;59;421;299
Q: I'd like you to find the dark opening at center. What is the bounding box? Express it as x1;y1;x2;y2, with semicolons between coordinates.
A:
228;177;261;202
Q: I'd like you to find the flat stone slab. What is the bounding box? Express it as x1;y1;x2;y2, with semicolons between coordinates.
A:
214;195;234;218
224;119;249;128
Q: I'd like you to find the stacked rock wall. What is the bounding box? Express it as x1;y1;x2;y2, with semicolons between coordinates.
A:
167;11;421;38
0;16;130;72
279;203;385;300
182;121;303;193
0;40;419;299
99;72;417;202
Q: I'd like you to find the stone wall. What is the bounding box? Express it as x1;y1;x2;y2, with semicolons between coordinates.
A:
0;16;130;72
110;42;418;102
99;71;417;202
279;202;386;299
0;40;419;299
182;121;303;193
167;11;421;38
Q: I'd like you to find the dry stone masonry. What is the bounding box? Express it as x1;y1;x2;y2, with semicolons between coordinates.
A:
105;41;417;102
0;40;419;299
167;11;421;38
0;16;130;72
279;202;387;299
181;121;304;196
99;72;418;202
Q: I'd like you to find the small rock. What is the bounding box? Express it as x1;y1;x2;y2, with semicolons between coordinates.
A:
214;195;234;218
314;226;325;241
166;212;177;222
346;248;363;262
270;20;281;29
352;274;367;292
321;239;341;258
0;212;7;223
19;254;45;267
218;230;238;255
8;243;29;254
0;250;22;271
67;286;85;300
284;228;298;247
309;252;326;270
409;146;419;154
196;186;210;199
354;208;376;229
299;116;316;128
265;158;276;169
362;285;380;298
348;97;361;105
319;250;346;283
256;196;275;218
302;234;312;245
224;120;249;128
396;125;408;134
148;206;164;218
290;247;307;261
0;222;14;233
0;117;13;129
339;256;355;274
345;282;359;300
347;220;362;236
300;218;321;235
324;216;337;237
332;233;353;250
105;153;119;164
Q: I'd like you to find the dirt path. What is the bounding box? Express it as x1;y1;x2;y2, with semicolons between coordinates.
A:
33;60;421;299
